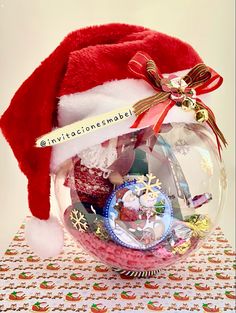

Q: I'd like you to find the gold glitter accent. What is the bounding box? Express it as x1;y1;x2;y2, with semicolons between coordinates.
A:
185;215;211;238
173;240;192;255
94;220;110;241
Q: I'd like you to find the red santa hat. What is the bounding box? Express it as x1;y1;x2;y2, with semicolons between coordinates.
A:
0;23;222;257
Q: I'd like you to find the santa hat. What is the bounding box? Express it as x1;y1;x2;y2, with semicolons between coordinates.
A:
0;23;222;257
116;188;132;201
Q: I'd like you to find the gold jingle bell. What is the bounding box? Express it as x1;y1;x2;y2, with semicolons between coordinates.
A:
195;109;209;123
181;97;196;111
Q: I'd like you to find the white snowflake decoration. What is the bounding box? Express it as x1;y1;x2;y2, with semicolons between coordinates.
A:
70;209;88;232
174;139;190;155
220;167;227;189
201;156;213;176
135;173;162;198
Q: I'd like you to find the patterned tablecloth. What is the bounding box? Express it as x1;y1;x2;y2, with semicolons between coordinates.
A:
0;219;235;313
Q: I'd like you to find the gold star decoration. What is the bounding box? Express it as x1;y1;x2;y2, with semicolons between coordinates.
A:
70;209;88;232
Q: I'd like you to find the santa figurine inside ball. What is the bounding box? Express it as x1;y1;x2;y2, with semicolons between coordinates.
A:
1;24;227;277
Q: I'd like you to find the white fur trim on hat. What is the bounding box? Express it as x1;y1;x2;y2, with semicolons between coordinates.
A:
51;74;210;172
25;216;64;258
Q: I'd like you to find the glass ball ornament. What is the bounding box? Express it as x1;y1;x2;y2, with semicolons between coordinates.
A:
54;123;226;276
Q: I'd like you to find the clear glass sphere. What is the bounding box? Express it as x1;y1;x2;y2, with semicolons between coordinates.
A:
54;123;226;274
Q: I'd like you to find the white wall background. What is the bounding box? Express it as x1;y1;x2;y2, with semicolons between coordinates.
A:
0;0;235;255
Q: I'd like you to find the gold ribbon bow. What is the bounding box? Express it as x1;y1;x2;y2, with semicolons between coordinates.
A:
129;52;227;158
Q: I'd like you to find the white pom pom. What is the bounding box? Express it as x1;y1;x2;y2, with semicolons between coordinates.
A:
25;216;64;258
